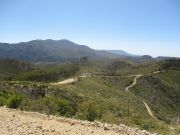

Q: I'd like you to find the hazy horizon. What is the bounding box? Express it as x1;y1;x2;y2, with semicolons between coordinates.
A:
1;0;180;57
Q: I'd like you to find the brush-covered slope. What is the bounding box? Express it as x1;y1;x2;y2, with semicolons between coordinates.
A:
131;59;180;123
0;58;179;134
0;58;80;82
132;70;180;122
0;59;34;80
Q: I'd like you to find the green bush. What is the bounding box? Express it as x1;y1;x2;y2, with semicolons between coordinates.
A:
24;96;57;115
7;94;23;109
76;101;101;121
19;96;75;117
56;99;74;116
0;97;6;106
0;91;10;106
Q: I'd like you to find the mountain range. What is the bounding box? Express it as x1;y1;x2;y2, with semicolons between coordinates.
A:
0;39;177;62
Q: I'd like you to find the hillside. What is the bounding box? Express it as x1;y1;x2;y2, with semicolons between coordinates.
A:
0;57;179;134
0;59;81;82
132;70;180;122
0;59;34;80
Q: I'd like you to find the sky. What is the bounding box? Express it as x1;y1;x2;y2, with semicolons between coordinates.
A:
0;0;180;57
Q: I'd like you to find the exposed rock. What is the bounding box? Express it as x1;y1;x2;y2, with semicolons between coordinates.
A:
0;107;157;135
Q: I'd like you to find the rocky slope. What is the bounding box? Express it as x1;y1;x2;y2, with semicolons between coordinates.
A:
0;107;157;135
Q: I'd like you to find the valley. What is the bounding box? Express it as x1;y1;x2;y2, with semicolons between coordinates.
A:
1;0;180;134
0;40;179;135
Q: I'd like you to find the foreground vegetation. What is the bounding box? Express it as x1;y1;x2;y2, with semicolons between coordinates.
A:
0;58;179;134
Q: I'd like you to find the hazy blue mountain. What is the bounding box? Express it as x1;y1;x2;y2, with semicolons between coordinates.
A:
0;39;176;63
103;50;134;56
156;56;179;61
0;39;120;62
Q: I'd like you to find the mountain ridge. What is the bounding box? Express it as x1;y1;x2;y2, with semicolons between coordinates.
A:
102;50;135;56
0;39;178;63
0;39;121;62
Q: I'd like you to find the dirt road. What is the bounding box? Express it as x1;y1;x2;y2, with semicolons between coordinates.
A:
0;107;155;135
125;72;160;120
51;78;78;85
142;101;159;120
126;74;143;91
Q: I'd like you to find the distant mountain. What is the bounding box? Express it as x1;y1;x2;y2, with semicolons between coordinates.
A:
103;50;134;57
0;39;176;63
0;39;120;62
156;56;179;61
104;50;156;63
118;55;155;64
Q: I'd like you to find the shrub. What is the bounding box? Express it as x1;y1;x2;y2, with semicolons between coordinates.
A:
56;99;74;116
76;101;100;121
28;96;57;115
0;91;10;106
0;97;6;106
7;94;23;109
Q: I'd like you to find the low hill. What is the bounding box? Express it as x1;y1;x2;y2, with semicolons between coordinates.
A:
0;59;80;82
0;59;33;80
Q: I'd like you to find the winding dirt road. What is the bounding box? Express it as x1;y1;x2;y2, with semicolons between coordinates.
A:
51;71;160;120
141;101;159;120
125;72;160;120
126;74;143;91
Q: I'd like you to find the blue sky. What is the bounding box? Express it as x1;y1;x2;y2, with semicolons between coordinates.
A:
0;0;180;57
